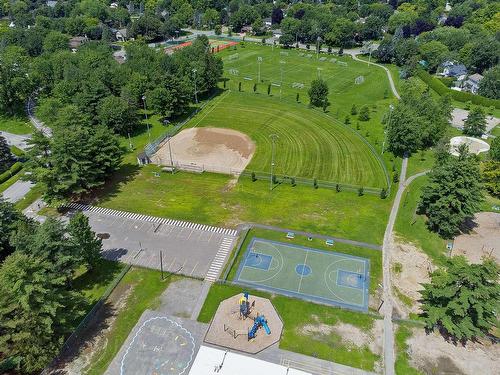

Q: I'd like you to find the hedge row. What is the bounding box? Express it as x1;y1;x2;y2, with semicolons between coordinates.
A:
10;145;25;157
417;70;500;109
0;162;23;184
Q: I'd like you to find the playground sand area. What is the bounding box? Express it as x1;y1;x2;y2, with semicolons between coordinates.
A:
204;294;283;354
153;127;255;174
453;212;500;264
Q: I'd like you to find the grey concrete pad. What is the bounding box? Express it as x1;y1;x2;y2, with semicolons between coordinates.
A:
157;278;205;318
1;179;34;203
65;208;237;280
104;310;208;375
0;131;31;150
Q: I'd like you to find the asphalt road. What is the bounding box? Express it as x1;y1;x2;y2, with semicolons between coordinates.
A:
0;131;31;150
1;179;35;203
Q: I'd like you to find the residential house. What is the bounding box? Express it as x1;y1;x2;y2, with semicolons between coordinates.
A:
116;28;128;42
462;73;483;94
439;60;467;78
264;17;272;29
69;36;88;52
46;1;58;8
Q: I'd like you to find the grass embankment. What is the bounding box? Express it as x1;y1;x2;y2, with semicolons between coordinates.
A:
84;268;177;375
198;283;381;371
225;228;382;295
394;176;447;264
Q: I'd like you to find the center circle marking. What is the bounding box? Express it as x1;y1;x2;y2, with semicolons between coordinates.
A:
295;264;312;277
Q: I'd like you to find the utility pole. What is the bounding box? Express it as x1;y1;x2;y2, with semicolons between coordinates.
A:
269;134;278;191
141;95;151;143
257;56;262;82
316;36;321;59
192;68;198;104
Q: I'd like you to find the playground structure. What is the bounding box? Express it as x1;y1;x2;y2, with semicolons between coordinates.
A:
204;293;283;353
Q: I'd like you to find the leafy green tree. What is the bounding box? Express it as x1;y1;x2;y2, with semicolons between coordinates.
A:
418;146;483;238
0;135;14;173
420;257;499;341
419;41;450;72
478;66;499;100
128;14;163;41
0;252;85;373
0;46;33;114
0;198;20;257
325;18;356;48
308;79;329;107
26;108;123;202
68;212;102;271
97;95;139;135
463;107;486;137
351;104;357;115
481;161;500;198
358;105;370;121
489;137;500;161
42;31;69;54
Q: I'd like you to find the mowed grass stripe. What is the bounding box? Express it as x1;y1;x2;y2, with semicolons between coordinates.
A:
184;91;386;187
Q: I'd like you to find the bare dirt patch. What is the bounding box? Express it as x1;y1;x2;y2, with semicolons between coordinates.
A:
152;127;255;174
299;319;384;356
407;327;500;375
453;212;500;264
391;240;432;318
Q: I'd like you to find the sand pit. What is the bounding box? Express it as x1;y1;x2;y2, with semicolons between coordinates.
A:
152;127;255;175
453;212;500;263
449;136;490;156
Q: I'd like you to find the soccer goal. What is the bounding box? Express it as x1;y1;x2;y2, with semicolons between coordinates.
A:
292;82;305;89
229;68;239;75
228;53;239;61
355;76;365;84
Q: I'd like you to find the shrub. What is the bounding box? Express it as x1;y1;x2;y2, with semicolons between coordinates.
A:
313;178;318;189
0;162;23;184
291;177;296;187
358;105;370;121
251;171;256;182
380;188;387;199
358;186;364;196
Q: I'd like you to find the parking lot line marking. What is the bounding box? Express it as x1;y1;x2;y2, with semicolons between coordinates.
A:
190;263;198;276
167;258;176;271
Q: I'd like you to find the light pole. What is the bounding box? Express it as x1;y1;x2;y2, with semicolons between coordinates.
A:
192;69;198;104
317;67;322;79
279;60;285;99
257;56;262;82
142;95;151;143
269;134;279;191
382;104;394;154
316;36;322;59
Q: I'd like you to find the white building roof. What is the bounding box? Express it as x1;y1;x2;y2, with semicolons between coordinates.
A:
189;346;311;375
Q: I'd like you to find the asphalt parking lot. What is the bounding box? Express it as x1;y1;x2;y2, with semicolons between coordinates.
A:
66;204;238;281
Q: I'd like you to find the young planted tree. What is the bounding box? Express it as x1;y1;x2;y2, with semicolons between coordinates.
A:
418;145;483;238
308;79;329;108
358;105;370;121
0;135;14;173
350;104;357;115
481;160;500;198
68;212;103;271
420;256;499;341
463;107;487;137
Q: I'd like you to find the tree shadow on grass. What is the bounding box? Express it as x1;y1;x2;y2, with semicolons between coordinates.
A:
85;163;141;204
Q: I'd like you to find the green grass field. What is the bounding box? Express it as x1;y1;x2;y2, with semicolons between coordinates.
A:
97;164;391;244
184;90;387;187
0;115;32;134
198;283;381;371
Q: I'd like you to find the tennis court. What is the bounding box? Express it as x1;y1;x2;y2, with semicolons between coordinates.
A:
234;238;370;311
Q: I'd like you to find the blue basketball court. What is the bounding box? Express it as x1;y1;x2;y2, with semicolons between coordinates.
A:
234;238;370;311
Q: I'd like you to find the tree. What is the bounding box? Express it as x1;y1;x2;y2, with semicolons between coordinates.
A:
0;135;14;173
420;257;499;341
419;41;449;72
358;105;370;121
128;14;163;41
481;160;500;198
418;146;483;238
271;7;284;25
252;17;264;35
43;31;69;54
0;252;85;373
0;198;20;258
325;18;356;48
351;104;357;115
489;137;500;161
25;108;123;202
308;79;329;107
0;46;33;114
478;66;499;99
98;95;139;135
463;107;486;137
68;212;102;270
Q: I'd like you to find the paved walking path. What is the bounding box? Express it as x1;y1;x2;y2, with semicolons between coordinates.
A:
350;54;400;100
0;130;31;150
1;179;34;203
26;97;52;137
